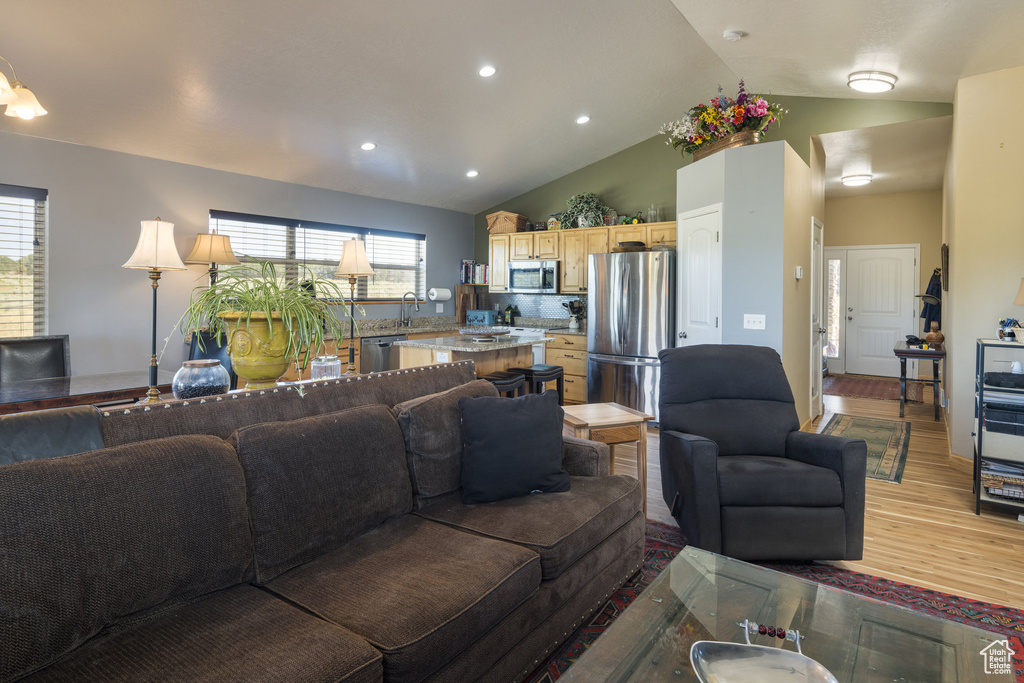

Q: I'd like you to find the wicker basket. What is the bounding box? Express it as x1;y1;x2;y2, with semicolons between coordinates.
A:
486;211;528;234
982;471;1024;489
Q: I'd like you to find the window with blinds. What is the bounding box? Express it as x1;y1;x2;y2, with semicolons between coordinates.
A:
0;184;47;338
209;210;426;300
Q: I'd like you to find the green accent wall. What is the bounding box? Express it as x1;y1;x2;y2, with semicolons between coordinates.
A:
473;95;952;263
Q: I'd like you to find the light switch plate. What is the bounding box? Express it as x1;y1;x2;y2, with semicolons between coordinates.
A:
743;314;766;330
435;303;444;313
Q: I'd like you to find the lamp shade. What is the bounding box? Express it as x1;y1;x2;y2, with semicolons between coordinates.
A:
1015;277;1024;306
4;84;46;119
0;72;15;105
334;240;375;278
123;218;187;271
185;233;240;265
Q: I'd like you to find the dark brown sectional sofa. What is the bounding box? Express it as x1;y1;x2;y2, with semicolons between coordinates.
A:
0;362;645;683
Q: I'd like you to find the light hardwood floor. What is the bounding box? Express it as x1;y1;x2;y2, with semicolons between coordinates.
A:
611;391;1024;610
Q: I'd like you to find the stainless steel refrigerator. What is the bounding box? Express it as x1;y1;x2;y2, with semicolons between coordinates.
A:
587;251;675;422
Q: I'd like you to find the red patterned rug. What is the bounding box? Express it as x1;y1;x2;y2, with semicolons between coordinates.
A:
521;520;1024;682
824;373;924;402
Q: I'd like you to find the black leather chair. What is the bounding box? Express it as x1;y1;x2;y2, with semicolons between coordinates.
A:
189;331;238;391
658;344;867;561
0;335;70;383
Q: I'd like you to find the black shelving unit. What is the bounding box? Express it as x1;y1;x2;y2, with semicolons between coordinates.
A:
973;338;1024;516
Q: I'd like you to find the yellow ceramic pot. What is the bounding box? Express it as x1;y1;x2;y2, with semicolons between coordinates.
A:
219;311;292;390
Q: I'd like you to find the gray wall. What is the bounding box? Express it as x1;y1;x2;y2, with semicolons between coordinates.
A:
0;131;474;375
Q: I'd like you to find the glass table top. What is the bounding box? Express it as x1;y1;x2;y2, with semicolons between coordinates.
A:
563;547;1013;682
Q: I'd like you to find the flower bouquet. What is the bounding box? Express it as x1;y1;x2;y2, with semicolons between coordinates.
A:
660;80;785;159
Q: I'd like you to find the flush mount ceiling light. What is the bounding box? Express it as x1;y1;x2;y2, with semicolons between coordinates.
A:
722;30;745;41
0;54;47;120
576;115;590;124
466;170;479;178
841;174;873;186
478;65;496;78
847;71;897;93
360;142;376;151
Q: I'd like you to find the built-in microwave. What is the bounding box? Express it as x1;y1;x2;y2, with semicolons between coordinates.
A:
507;260;559;294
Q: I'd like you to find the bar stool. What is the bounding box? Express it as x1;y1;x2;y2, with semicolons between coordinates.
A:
483;370;526;398
508;364;564;405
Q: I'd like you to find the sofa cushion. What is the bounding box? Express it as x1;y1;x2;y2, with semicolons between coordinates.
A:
417;474;641;580
0;435;254;683
717;455;843;507
230;404;413;583
0;405;105;465
458;390;570;504
265;515;541;683
392;378;498;500
20;585;383;683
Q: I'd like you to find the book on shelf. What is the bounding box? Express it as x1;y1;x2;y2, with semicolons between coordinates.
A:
460;260;489;285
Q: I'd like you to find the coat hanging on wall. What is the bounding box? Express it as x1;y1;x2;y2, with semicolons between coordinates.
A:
919;267;942;332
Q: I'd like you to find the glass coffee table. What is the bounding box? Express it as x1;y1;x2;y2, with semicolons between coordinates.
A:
563;547;1014;682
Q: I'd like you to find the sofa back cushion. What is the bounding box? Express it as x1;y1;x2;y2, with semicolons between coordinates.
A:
231;404;413;583
0;435;253;683
393;379;499;504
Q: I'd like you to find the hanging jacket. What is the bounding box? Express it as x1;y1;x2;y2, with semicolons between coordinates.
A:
920;268;942;331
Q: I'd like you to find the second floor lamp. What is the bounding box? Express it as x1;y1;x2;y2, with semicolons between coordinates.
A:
334;241;375;375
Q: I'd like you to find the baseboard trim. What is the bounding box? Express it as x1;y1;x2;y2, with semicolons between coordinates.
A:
948;452;973;475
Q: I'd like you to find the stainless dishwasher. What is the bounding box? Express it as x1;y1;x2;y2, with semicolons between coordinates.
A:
360;334;407;373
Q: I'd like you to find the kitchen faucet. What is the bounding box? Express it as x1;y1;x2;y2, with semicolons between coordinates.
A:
399;291;420;327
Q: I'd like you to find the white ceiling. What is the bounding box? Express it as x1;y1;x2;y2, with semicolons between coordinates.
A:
2;1;1023;213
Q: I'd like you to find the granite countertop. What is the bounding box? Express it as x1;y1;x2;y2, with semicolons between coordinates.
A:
546;326;586;337
393;334;554;352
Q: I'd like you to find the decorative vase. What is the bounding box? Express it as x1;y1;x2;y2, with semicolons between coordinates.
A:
172;359;231;400
219;311;292;390
925;321;945;345
310;354;342;380
691;129;761;162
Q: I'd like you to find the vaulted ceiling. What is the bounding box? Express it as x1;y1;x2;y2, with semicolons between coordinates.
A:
3;1;1023;212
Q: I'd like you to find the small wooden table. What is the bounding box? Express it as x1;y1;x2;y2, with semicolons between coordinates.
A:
893;340;945;421
561;402;654;515
0;370;174;415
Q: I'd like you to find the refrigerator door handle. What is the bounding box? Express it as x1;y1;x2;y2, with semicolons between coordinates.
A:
618;262;631;351
589;353;660;367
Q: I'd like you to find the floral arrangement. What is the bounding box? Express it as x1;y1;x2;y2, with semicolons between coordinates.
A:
560;192;611;229
659;80;785;157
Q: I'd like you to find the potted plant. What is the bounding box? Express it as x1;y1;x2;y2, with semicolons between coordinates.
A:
181;260;350;389
560;192;611;230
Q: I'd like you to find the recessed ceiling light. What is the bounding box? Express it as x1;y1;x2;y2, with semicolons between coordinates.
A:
841;174;873;186
360;142;376;151
466;170;479;178
478;65;496;78
576;115;590;124
722;30;745;42
847;71;897;93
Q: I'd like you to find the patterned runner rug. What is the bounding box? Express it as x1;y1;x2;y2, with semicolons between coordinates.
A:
521;521;1024;682
821;413;910;483
824;373;924;402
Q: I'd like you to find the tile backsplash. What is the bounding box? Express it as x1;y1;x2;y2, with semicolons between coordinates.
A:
477;292;587;321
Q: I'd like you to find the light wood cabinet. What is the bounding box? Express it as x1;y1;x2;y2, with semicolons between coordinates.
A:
610;224;647;246
488;235;509;291
547;333;588;404
560;227;609;293
609;221;676;248
509;231;560;261
648;222;676;247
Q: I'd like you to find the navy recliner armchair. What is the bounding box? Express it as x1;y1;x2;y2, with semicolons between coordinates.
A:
658;344;867;561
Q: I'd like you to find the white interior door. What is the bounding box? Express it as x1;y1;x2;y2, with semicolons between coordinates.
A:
675;205;722;347
845;246;919;378
810;218;824;418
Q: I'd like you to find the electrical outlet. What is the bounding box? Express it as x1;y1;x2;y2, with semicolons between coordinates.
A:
435;303;444;313
436;351;449;363
941;388;947;407
743;314;766;330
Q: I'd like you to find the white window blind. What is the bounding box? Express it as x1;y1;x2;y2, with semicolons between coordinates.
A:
0;184;47;337
210;210;426;300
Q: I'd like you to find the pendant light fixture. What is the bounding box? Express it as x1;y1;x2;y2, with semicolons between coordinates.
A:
0;54;47;119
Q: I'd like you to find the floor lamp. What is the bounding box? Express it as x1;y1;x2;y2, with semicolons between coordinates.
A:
185;232;239;286
334;241;375;375
123;218;187;403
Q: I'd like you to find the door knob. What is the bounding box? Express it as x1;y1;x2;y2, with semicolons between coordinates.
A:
818;328;827;334
679;331;687;338
847;316;853;321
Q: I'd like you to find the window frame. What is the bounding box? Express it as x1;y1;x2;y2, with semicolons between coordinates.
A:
0;183;47;338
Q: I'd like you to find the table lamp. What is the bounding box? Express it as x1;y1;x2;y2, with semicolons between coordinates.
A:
123;218;187;403
1015;278;1024;306
185;232;240;285
334;240;375;375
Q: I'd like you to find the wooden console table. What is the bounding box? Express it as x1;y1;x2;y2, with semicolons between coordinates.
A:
0;370;174;415
893;341;945;421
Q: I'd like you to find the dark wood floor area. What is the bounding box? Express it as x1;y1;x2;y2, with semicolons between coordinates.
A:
611;392;1024;610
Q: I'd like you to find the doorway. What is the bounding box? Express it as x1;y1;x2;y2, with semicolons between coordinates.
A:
824;244;920;379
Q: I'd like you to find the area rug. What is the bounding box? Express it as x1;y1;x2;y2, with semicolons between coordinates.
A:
824;373;923;402
522;521;1024;682
821;413;910;483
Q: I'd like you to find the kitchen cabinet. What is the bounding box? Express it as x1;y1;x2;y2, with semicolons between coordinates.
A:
509;231;559;261
547;333;588;404
648;222;676;247
279;339;359;381
488;235;509;291
560;227;609;293
609;221;676;249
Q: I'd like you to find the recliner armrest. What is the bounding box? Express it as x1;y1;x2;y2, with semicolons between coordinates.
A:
562;435;610;477
660;430;722;552
785;430;867;559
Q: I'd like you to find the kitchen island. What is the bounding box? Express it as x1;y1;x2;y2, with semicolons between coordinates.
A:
394;334;552;376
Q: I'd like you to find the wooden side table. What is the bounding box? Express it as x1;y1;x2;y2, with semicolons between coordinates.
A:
562;402;654;516
893;340;945;421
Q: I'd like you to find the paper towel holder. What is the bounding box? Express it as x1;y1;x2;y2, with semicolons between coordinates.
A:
427;287;452;301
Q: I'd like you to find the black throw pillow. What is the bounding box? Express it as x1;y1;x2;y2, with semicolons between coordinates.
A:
458;390;570;504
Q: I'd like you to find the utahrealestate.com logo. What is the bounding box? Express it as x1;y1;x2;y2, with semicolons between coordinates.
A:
980;639;1015;676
